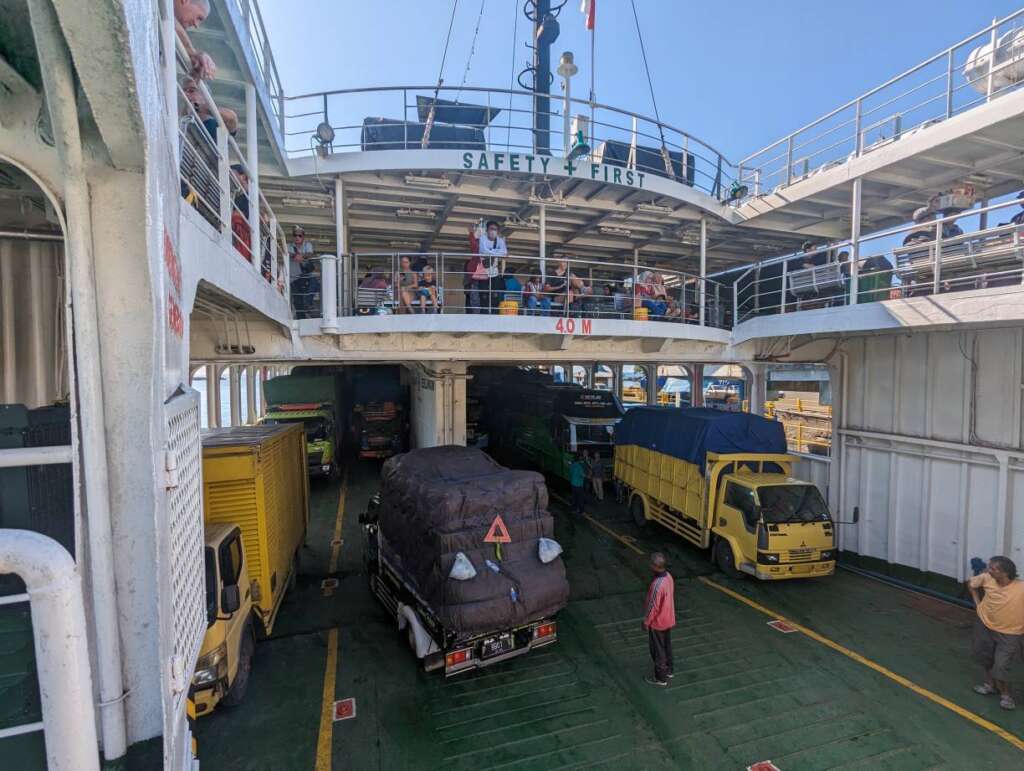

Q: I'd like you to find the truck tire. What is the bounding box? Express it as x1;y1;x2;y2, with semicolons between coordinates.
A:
220;626;255;708
630;495;647;528
714;539;743;580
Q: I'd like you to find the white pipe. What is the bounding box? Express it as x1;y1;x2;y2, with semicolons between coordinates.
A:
27;0;128;758
699;217;707;326
849;178;862;305
0;445;74;468
335;176;346;314
0;530;99;771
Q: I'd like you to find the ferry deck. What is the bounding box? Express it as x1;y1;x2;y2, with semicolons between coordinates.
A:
1;1;1024;769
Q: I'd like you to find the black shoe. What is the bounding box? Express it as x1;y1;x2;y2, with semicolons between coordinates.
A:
644;676;668;687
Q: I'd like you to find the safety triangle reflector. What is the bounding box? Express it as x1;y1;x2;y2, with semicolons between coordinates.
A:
483;514;512;544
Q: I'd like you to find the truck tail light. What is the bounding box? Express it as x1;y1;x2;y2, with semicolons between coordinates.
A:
534;622;556;639
445;648;471;668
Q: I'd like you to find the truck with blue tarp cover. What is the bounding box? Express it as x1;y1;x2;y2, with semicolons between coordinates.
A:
614;407;840;580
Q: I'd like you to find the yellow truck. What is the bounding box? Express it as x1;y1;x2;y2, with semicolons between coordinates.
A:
615;407;848;580
190;424;309;715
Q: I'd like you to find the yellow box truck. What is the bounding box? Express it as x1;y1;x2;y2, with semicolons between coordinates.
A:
190;424;309;714
615;407;846;580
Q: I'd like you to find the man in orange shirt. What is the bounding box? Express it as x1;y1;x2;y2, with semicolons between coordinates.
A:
967;556;1024;710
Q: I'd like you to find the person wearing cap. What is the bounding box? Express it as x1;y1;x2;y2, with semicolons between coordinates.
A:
642;552;676;686
999;191;1024;226
903;208;934;247
289;226;314;274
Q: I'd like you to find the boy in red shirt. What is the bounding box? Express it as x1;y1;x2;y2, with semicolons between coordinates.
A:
643;552;676;686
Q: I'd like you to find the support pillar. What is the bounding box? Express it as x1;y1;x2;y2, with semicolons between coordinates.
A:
229;366;241;426
699;217;707;326
539;203;547;279
335;176;349;315
245;366;256;424
646;365;659;405
850;177;862;305
410;363;468;448
205;366;219;428
746;363;768;416
691;363;705;407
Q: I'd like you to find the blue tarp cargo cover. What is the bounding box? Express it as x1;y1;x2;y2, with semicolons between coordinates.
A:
614;407;787;472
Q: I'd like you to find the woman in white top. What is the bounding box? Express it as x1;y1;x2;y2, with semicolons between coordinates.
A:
469;220;507;313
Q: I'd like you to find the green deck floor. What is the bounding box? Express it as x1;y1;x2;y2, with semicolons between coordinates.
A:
194;459;1024;770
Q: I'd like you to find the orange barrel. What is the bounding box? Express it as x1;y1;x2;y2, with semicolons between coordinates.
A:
499;300;519;316
633;306;649;321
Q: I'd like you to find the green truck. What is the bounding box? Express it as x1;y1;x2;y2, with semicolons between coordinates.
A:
261;374;341;477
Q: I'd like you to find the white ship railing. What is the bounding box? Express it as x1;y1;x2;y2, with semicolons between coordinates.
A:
737;9;1024;196
724;195;1024;324
230;0;286;134
283;85;737;200
295;252;730;329
174;42;289;294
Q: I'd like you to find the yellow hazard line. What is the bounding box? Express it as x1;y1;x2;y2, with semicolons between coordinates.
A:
322;469;348;597
583;512;644;556
314;628;339;771
698;576;1024;753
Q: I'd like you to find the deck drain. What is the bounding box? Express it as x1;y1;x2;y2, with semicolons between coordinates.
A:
320;578;339;591
331;538;343;547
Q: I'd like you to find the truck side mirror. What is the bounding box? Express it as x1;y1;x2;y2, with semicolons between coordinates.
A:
221;584;241;615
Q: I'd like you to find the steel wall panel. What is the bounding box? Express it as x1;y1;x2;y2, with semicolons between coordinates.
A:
839;327;1024;581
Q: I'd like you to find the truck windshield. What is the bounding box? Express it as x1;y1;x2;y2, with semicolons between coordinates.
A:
265;416;328;441
758;485;830;524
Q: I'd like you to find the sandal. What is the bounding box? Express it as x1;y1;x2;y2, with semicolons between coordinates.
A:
973;683;998;695
999;695;1016;710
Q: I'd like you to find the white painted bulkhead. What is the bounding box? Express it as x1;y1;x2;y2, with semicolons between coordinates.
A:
835;327;1024;581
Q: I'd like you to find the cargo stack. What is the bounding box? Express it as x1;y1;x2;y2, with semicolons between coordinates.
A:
377;446;569;636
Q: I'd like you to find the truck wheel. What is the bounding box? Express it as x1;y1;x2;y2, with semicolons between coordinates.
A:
630;496;647;528
220;628;254;707
714;539;743;579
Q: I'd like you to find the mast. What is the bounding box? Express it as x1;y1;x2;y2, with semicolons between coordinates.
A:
533;1;555;155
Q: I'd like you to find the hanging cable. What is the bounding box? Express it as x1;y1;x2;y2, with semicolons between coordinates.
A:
506;0;519;149
456;0;488;102
423;0;461;148
629;0;674;178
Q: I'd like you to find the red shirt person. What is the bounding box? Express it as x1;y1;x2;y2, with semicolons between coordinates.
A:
643;552;676;686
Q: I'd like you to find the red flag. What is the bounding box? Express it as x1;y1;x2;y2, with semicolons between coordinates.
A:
580;0;595;30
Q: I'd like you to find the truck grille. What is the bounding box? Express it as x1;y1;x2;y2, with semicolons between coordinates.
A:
787;548;816;562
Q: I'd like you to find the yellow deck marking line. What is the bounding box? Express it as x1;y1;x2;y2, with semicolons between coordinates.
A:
698;576;1024;753
582;512;645;556
322;468;349;597
314;628;339;771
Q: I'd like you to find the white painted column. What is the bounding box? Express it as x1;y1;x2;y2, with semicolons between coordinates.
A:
229;366;241;427
410;363;468;448
204;366;218;428
849;177;862;305
245;366;256;424
539;203;547;279
245;83;260;271
335;176;348;315
699;217;707;326
746;363;768;415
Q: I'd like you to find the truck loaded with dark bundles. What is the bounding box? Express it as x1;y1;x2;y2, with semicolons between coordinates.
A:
377;446;569;637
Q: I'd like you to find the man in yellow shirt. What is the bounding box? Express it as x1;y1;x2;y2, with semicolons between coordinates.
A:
967;556;1024;710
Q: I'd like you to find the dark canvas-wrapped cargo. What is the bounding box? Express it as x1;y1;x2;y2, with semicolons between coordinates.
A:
615;406;787;472
378;446;568;637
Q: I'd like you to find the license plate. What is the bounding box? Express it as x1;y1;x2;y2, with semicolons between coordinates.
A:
790;564;812;574
482;634;514;658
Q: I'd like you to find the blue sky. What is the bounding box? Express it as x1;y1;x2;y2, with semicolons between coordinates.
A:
258;0;1023;161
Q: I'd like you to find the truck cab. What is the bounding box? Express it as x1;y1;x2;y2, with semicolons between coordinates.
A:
262;403;337;477
713;470;836;580
190;524;256;716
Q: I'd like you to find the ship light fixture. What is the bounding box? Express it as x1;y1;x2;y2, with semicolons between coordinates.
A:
599;226;632;237
404;175;452;190
396;208;436;219
636;202;673;216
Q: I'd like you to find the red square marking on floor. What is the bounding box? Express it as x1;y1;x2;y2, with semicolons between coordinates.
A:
320;578;339;591
332;697;356;722
767;619;798;634
747;762;781;771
